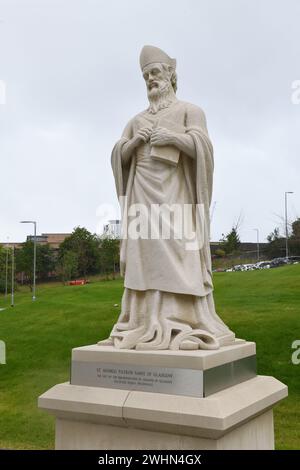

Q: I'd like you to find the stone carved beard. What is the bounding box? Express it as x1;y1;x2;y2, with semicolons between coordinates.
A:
147;77;177;114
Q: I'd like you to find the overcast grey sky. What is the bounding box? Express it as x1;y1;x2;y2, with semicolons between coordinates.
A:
0;0;299;243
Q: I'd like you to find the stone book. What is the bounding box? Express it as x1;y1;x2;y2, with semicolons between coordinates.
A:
150;116;185;166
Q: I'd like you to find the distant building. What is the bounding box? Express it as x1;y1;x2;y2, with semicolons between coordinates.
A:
0;241;23;249
1;232;267;257
102;220;121;239
26;233;71;249
210;241;268;259
0;233;71;250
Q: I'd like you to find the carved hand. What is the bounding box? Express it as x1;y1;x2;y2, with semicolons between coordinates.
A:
122;126;152;165
152;127;196;159
150;127;175;147
134;126;153;145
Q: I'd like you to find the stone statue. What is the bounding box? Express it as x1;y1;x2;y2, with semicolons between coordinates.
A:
99;45;235;351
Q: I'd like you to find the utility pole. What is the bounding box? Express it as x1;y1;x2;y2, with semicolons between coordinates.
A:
253;229;260;262
20;220;37;301
5;237;9;297
11;245;14;307
285;192;293;259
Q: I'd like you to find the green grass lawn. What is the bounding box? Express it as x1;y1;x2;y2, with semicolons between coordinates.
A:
0;265;299;449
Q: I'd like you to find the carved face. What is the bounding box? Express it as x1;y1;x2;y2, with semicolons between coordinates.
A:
142;63;171;98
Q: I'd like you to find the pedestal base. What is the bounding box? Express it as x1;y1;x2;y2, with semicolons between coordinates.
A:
39;375;287;450
55;410;274;450
70;341;257;397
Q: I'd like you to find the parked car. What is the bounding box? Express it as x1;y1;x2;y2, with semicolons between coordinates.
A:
69;279;88;286
221;255;299;274
254;261;271;269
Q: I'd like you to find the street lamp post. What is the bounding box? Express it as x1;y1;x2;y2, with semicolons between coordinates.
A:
5;237;9;297
284;192;293;259
11;245;14;307
20;220;37;301
253;229;260;262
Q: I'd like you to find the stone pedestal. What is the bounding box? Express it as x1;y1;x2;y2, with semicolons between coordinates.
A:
38;341;287;450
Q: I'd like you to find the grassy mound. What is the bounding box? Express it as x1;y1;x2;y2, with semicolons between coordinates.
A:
0;265;299;449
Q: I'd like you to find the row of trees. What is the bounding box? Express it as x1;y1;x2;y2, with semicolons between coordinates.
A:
1;219;299;292
216;226;241;256
0;246;9;293
214;218;300;259
266;218;300;258
0;227;120;293
57;227;119;283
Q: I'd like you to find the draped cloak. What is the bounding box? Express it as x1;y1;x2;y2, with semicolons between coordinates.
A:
106;100;234;350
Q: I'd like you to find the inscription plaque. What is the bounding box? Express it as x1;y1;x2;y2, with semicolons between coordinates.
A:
71;361;204;397
71;355;256;398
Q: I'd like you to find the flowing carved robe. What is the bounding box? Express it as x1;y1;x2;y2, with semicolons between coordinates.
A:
107;100;234;350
